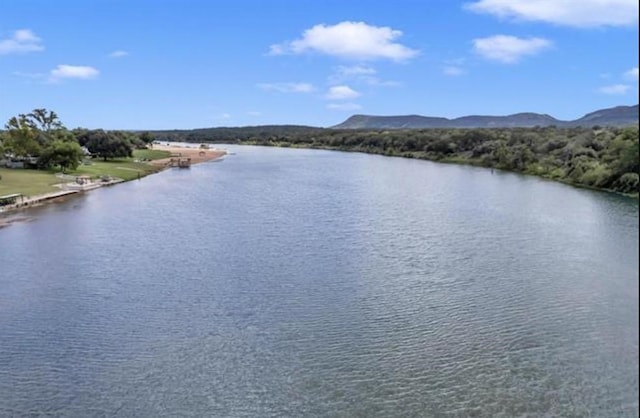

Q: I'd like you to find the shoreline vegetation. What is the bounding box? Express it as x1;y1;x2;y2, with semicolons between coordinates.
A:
0;108;228;227
1;108;638;228
0;143;225;226
150;124;639;198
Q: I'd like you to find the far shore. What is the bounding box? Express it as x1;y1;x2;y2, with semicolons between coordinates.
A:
0;143;226;224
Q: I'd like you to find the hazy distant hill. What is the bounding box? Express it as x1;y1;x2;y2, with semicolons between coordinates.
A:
148;105;638;142
332;104;638;129
567;105;639;127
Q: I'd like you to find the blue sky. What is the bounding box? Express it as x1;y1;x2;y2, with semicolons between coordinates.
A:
1;0;638;129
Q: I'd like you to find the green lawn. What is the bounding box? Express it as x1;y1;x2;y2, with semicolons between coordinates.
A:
0;149;170;196
132;149;171;160
70;159;162;181
0;168;62;197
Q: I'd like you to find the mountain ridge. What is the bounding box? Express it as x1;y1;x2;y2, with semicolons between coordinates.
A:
332;104;639;129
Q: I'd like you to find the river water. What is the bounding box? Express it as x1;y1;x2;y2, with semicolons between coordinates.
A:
0;145;638;417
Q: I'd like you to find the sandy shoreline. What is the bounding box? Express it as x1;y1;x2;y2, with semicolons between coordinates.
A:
149;144;227;166
0;144;226;224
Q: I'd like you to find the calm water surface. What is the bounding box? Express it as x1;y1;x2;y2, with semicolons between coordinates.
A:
0;146;638;417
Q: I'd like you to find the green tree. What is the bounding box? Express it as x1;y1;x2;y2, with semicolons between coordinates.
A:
85;130;133;160
27;108;64;133
4;114;42;157
3;109;68;157
38;141;84;172
615;127;639;174
139;131;155;145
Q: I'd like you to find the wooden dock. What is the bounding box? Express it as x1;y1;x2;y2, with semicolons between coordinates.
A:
169;157;192;168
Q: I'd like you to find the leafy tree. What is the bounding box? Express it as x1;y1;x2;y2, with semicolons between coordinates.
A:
4;114;42;157
3;109;67;156
85;130;133;160
615;128;639;174
38;141;84;172
139;131;155;144
27;108;64;132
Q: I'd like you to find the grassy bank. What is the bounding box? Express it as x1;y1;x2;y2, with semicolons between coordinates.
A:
0;149;170;197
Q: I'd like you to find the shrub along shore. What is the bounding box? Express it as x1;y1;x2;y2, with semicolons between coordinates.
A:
152;124;639;197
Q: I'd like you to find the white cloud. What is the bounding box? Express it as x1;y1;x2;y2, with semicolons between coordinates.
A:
598;84;631;95
269;21;419;62
325;85;361;100
257;82;315;93
443;66;466;76
465;0;638;27
327;102;362;111
13;71;45;79
472;35;552;63
50;65;99;81
109;50;129;58
336;65;377;76
624;67;639;81
0;29;44;54
217;113;232;120
328;64;400;86
247;111;262;117
365;78;401;87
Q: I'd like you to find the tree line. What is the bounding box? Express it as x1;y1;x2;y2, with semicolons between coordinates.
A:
2;109;637;194
0;109;154;172
152;124;639;195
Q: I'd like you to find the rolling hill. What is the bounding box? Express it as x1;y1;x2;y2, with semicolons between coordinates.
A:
332;104;638;129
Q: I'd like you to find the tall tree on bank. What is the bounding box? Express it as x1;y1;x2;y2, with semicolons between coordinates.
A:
37;141;84;172
3;109;68;157
3;114;42;157
84;130;133;161
27;108;63;133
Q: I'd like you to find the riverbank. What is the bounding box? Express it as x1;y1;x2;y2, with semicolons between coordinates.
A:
238;141;639;199
154;124;636;196
0;144;226;222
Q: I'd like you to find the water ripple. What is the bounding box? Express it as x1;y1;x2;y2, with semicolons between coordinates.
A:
0;146;638;417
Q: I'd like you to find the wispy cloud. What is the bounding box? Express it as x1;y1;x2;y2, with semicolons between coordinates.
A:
328;64;400;86
472;35;552;63
13;71;45;79
465;0;638;28
257;82;315;93
335;65;377;77
443;66;466;76
624;67;639;81
325;85;361;100
49;65;99;82
327;102;362;111
109;50;129;58
247;111;262;117
0;29;44;55
269;21;419;62
598;84;631;95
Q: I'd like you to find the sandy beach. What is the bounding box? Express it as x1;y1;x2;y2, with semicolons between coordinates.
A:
149;144;227;167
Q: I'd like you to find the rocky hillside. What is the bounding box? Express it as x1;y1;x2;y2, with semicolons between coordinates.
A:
332;104;638;129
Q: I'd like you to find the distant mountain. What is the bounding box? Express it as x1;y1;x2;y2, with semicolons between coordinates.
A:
567;105;639;127
330;114;451;129
332;104;638;129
